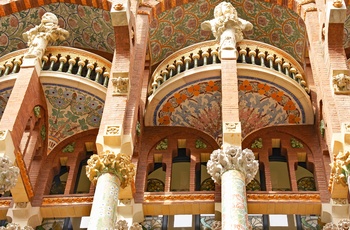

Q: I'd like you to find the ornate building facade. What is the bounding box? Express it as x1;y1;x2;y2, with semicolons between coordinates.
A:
0;0;350;228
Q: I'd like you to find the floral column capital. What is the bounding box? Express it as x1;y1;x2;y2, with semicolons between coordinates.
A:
0;154;19;195
86;151;135;188
207;145;259;185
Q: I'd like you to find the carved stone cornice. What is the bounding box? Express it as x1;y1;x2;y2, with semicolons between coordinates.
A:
0;198;11;207
207;145;259;185
0;155;19;195
143;193;215;202
247;193;321;202
42;196;93;205
86;151;135;188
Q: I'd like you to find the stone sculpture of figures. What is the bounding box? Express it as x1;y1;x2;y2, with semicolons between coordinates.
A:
201;2;253;54
23;12;69;59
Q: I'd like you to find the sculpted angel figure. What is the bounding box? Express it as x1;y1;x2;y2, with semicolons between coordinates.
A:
201;2;253;52
23;12;69;58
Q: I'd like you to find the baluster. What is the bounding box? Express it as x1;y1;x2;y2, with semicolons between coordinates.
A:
103;72;109;87
176;60;183;74
77;60;86;76
296;74;302;84
290;68;297;80
212;50;219;64
156;75;163;88
202;51;209;65
86;62;95;80
249;50;256;65
67;58;76;74
152;81;158;94
162;70;169;82
0;65;4;77
49;56;58;71
267;54;274;69
300;80;307;88
95;67;103;84
4;62;13;75
12;59;22;73
283;62;290;77
192;53;200;67
58;57;67;72
184;57;191;70
42;56;49;69
275;58;282;73
239;49;247;63
168;65;175;77
258;51;265;67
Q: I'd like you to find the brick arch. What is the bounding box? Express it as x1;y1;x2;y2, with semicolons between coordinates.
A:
0;0;111;17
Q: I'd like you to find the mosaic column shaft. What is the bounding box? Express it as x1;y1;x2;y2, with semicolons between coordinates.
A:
221;169;248;229
207;146;258;230
86;151;135;230
88;173;120;229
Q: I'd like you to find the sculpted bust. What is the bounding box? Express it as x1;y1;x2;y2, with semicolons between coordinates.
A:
23;12;69;58
201;2;252;53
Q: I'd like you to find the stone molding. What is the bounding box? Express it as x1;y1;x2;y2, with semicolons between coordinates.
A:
0;155;19;195
207;145;259;185
85;151;135;188
42;196;93;205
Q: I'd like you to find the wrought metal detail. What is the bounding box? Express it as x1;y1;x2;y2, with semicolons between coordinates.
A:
146;178;165;192
200;178;215;191
297;177;316;191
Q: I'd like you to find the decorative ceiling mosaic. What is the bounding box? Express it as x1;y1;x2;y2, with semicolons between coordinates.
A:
0;87;12;120
43;84;104;154
343;6;350;48
149;0;306;65
0;3;115;57
154;76;305;141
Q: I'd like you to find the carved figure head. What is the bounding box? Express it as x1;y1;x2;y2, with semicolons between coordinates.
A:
41;12;59;26
214;2;237;19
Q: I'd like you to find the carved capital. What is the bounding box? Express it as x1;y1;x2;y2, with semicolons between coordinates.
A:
115;220;128;229
0;223;34;229
111;72;129;96
207;145;259;185
332;73;350;94
86;151;135;188
0;155;20;194
329;151;350;187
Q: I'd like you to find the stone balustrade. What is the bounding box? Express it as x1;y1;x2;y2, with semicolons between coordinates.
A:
149;40;309;95
0;47;111;87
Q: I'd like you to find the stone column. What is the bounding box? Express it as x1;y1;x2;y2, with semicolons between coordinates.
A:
207;146;259;230
86;151;135;230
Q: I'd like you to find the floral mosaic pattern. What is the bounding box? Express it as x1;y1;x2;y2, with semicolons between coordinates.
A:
43;84;104;153
239;76;303;137
0;3;114;57
0;87;12;120
155;77;222;143
154;76;305;142
149;0;306;65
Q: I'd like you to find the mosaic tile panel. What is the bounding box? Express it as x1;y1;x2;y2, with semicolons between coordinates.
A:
43;84;104;153
0;3;114;57
0;87;12;120
154;76;306;142
149;0;306;65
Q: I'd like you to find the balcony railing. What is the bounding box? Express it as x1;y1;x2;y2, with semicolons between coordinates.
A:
149;40;309;95
0;47;111;87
